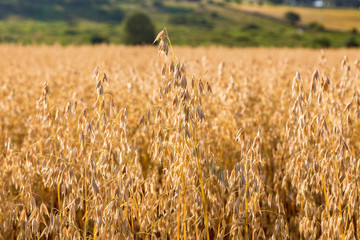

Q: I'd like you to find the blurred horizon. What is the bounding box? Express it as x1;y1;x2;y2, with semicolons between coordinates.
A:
0;0;359;48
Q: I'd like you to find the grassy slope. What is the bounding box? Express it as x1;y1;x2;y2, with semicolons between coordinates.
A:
233;3;360;31
149;2;360;47
0;1;359;47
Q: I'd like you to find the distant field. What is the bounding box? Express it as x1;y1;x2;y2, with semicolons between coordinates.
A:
0;1;359;47
234;3;360;31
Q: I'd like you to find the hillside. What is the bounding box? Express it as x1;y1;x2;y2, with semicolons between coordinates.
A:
233;3;360;31
0;0;359;47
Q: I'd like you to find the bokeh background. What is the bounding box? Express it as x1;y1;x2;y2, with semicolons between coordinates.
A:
0;0;359;48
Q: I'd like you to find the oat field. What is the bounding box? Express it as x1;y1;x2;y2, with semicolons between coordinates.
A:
1;30;360;239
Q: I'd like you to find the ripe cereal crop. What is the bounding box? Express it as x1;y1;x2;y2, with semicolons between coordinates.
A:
0;29;360;239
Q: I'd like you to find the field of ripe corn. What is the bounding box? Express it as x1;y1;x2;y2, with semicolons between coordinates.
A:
1;31;360;239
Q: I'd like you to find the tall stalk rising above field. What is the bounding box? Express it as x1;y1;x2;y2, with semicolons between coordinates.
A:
152;27;212;240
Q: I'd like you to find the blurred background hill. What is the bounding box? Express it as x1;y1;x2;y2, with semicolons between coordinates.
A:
0;0;359;47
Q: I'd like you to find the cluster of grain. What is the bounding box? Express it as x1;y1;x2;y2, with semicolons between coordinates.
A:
0;30;359;239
